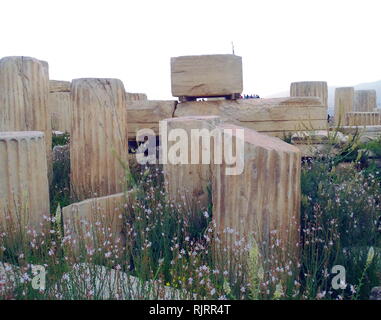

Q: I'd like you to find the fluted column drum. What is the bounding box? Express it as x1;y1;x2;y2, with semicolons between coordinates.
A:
334;87;354;125
290;81;328;108
0;56;51;175
70;78;129;200
49;80;71;133
0;132;50;232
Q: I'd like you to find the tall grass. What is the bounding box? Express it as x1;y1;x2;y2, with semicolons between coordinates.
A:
1;132;380;299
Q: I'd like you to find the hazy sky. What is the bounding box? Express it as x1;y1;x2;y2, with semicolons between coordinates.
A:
1;0;380;99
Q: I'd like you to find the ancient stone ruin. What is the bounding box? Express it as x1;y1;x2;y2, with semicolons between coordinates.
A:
0;56;52;175
49;80;72;133
171;54;243;101
63;192;130;251
334;87;354;125
345;112;381;126
163;116;221;210
1;52;380;297
70;78;129;200
0;131;50;232
175;97;327;138
162;115;301;265
212;122;301;264
354;89;377;112
290;81;328;108
126;92;148;101
333;87;379;126
127;100;177;140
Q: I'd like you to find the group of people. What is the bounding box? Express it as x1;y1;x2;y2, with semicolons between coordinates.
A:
241;94;260;99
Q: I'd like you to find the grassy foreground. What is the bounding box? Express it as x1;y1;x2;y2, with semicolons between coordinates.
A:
0;132;380;300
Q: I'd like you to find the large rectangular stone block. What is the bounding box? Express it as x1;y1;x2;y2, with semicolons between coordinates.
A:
127;100;177;140
175;97;327;137
171;54;243;98
63;192;130;250
70;78;129;200
50;80;71;92
163;116;221;210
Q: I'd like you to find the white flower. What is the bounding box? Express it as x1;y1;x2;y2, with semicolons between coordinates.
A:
316;291;326;299
366;247;375;265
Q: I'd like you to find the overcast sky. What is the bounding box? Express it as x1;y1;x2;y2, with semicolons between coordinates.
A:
1;0;380;99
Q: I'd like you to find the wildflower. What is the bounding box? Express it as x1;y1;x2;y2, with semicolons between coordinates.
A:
273;283;284;299
203;211;209;218
349;285;356;294
366;247;375;265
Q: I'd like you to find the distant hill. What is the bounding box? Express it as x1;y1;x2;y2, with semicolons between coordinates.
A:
265;80;381;115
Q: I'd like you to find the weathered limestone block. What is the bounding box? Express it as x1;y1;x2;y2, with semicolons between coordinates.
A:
290;81;328;107
171;54;243;97
63;192;130;249
70;78;129;200
291;130;347;157
162;116;221;210
49;80;71;133
50;80;71;92
126;92;147;101
337;125;381;138
127;100;177;140
291;130;347;144
334;87;354;124
212;123;301;265
345;112;381;126
0;56;52;172
175;97;327;137
354;90;377;112
40;60;49;77
0;132;50;232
